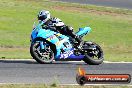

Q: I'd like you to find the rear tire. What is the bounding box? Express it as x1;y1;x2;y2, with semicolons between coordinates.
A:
83;42;104;65
30;39;54;64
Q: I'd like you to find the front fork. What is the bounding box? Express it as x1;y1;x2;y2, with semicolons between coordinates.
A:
40;41;44;50
39;41;50;53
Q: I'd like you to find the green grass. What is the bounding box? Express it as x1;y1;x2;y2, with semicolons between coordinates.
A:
0;47;31;59
0;0;132;61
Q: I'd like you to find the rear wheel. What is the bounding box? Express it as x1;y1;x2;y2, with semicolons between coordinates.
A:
30;40;54;64
83;42;104;65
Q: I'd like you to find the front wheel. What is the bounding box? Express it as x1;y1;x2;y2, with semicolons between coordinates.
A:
83;42;104;65
30;40;54;64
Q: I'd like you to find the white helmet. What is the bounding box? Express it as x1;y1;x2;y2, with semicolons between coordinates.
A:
38;10;50;23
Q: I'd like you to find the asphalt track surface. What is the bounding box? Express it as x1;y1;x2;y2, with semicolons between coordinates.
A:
58;0;132;9
0;59;132;84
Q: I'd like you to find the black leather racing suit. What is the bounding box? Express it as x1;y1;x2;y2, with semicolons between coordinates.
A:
42;17;82;45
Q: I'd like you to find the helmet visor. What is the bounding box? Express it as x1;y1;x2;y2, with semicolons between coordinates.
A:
38;15;47;21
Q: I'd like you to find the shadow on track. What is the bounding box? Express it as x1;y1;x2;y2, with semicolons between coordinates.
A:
0;59;89;65
0;60;37;64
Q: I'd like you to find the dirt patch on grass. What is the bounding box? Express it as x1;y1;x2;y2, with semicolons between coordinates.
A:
53;5;129;16
50;0;132;17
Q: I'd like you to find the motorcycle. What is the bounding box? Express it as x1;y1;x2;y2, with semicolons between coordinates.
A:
30;21;104;65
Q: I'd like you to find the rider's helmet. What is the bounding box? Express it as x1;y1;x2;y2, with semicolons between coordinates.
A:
38;10;51;23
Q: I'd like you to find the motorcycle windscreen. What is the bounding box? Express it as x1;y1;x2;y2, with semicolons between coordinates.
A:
76;27;91;37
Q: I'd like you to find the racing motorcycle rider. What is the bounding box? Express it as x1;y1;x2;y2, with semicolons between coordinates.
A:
37;10;83;48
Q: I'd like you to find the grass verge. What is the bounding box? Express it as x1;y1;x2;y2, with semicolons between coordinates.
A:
0;84;132;88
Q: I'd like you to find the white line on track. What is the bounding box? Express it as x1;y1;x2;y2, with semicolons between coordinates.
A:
61;84;132;86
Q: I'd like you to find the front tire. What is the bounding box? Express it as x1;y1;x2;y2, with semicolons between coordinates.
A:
30;39;54;64
83;42;104;65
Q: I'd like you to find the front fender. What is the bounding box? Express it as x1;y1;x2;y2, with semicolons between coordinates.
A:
31;37;57;56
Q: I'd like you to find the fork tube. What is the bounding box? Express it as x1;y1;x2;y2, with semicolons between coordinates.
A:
40;41;44;50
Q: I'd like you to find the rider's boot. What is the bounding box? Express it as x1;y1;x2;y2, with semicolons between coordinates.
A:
74;35;83;50
64;25;83;49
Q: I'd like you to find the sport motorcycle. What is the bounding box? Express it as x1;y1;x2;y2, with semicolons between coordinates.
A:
30;21;104;65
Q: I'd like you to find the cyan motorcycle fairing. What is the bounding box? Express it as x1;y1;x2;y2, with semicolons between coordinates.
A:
76;27;91;37
31;22;91;60
56;27;91;60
